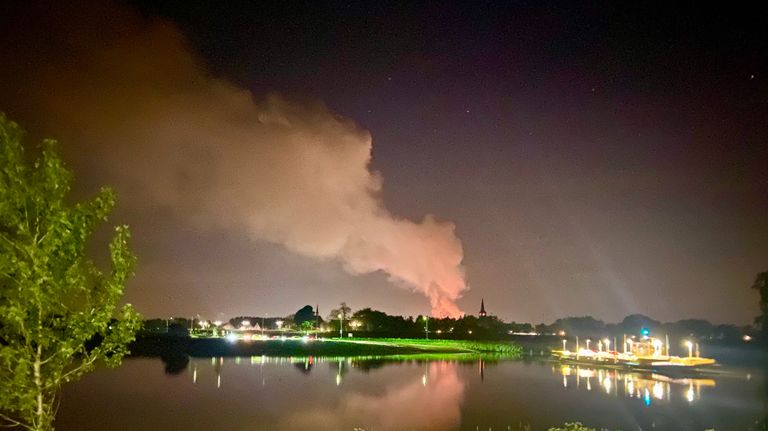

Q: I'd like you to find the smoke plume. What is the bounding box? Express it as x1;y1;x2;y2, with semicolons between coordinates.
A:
0;2;467;316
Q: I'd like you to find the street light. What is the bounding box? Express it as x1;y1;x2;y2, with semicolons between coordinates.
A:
423;315;429;340
262;313;267;336
562;339;567;352
338;313;343;338
685;340;693;358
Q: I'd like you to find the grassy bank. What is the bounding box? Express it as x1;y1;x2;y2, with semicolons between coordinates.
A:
351;338;523;355
131;336;523;359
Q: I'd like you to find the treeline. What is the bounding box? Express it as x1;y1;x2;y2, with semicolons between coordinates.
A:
141;306;758;344
539;314;755;342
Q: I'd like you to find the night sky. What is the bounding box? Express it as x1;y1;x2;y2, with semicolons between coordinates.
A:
1;1;766;324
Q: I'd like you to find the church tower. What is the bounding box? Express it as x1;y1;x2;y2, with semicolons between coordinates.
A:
479;298;487;317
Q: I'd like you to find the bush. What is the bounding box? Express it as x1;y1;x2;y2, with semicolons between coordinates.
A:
548;423;596;431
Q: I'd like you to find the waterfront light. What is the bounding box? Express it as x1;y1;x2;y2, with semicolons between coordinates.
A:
603;338;610;351
743;335;752;342
226;333;238;343
652;339;663;355
685;340;693;357
562;339;567;351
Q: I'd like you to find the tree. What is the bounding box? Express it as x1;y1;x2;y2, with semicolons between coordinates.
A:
753;271;768;336
299;321;314;334
293;305;315;326
0;114;141;430
329;302;352;321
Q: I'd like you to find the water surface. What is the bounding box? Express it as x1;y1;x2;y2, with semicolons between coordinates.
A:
56;356;767;430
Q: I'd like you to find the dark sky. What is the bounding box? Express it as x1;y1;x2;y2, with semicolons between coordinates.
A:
1;1;766;324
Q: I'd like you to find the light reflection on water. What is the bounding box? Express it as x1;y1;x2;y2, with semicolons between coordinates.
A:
553;364;716;406
55;356;767;431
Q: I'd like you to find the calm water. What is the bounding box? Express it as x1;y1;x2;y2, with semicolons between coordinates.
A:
56;356;767;430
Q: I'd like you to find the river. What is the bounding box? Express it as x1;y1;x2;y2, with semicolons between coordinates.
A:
56;355;766;430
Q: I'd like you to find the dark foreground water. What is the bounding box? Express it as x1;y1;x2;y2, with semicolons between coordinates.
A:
56;356;767;431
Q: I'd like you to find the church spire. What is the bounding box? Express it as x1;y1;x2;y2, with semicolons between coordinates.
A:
479;298;487;317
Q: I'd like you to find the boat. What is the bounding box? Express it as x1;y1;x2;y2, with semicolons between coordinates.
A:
552;333;716;375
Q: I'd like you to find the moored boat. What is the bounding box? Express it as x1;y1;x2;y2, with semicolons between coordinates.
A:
552;332;716;375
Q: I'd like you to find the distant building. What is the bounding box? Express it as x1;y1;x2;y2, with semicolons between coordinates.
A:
479;298;487;317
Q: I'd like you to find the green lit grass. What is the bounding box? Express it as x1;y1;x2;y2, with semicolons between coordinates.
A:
133;336;523;359
327;338;523;357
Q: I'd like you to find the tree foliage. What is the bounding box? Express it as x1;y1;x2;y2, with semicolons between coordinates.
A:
293;305;315;326
753;271;768;335
329;302;351;321
0;114;141;430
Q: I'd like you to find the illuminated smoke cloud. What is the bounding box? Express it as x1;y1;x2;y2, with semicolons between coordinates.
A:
0;2;467;316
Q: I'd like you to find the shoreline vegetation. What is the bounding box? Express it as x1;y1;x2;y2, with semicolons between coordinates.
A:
129;332;768;368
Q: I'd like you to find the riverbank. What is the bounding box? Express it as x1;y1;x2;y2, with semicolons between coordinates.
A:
130;335;523;359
